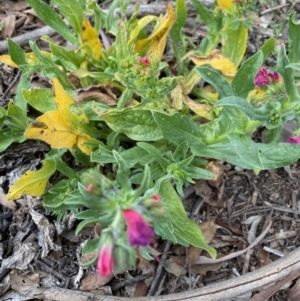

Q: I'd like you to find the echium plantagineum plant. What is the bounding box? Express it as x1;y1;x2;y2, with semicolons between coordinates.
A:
2;0;300;276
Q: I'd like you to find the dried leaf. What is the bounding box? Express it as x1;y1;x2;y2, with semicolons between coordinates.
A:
10;273;43;298
164;257;186;276
30;209;61;257
183;95;214;120
190;50;237;76
288;276;300;301
75;84;117;106
1;243;37;270
256;245;272;268
188;220;216;266
0;192;16;210
1;15;16;38
25;78;97;155
80;272;113;290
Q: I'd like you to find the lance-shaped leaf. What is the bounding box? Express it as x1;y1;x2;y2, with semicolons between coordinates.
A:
222;21;248;67
231;51;263;98
190;50;237;77
25;78;97;155
278;44;300;102
81;19;103;60
7;159;56;200
135;3;176;59
288;12;300;64
195;66;233;98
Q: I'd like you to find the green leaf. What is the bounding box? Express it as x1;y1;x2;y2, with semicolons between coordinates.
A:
14;70;30;114
277;44;300;102
152;111;206;148
158;181;216;257
260;37;276;61
170;0;187;44
199;134;300;169
215;96;280;128
8;39;26;66
195;66;233;98
105;0;119;32
232;51;263;98
91;145;153;167
23;89;56;113
101;109;163;141
288;12;300;64
76;209;101;220
190;0;217;38
137;142;169;170
27;0;77;44
222;21;248;67
82;238;101;255
53;156;77;179
48;39;84;68
51;0;84;37
0;128;25;152
6;101;28;131
75;218;101;235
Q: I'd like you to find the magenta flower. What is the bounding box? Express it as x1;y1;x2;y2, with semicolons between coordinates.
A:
138;56;150;66
97;244;114;276
288;136;300;144
123;210;154;246
254;67;280;86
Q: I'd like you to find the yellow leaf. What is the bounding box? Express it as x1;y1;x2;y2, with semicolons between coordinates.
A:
0;51;51;68
190;49;237;76
0;55;18;68
7;159;56;200
184;96;215;120
129;15;158;45
135;3;176;59
217;0;233;11
82;19;103;60
25;78;96;155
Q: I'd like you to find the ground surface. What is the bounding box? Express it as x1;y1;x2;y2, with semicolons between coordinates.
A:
1;1;300;301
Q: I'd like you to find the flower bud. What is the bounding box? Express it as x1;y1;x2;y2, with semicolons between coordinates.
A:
123;209;154;246
97;243;114;276
138;56;150;66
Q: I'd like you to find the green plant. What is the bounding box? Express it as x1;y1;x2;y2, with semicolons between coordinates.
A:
2;0;300;276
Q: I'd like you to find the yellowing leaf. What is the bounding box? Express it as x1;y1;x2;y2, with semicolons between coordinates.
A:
184;96;214;120
217;0;233;11
129;15;158;45
7;159;56;200
135;3;176;59
25;78;96;155
81;19;103;60
190;50;237;76
222;22;248;67
0;55;18;68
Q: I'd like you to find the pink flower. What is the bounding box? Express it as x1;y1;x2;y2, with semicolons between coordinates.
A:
86;184;94;193
97;245;114;276
138;56;150;66
254;67;280;86
288;136;300;144
123;210;154;246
